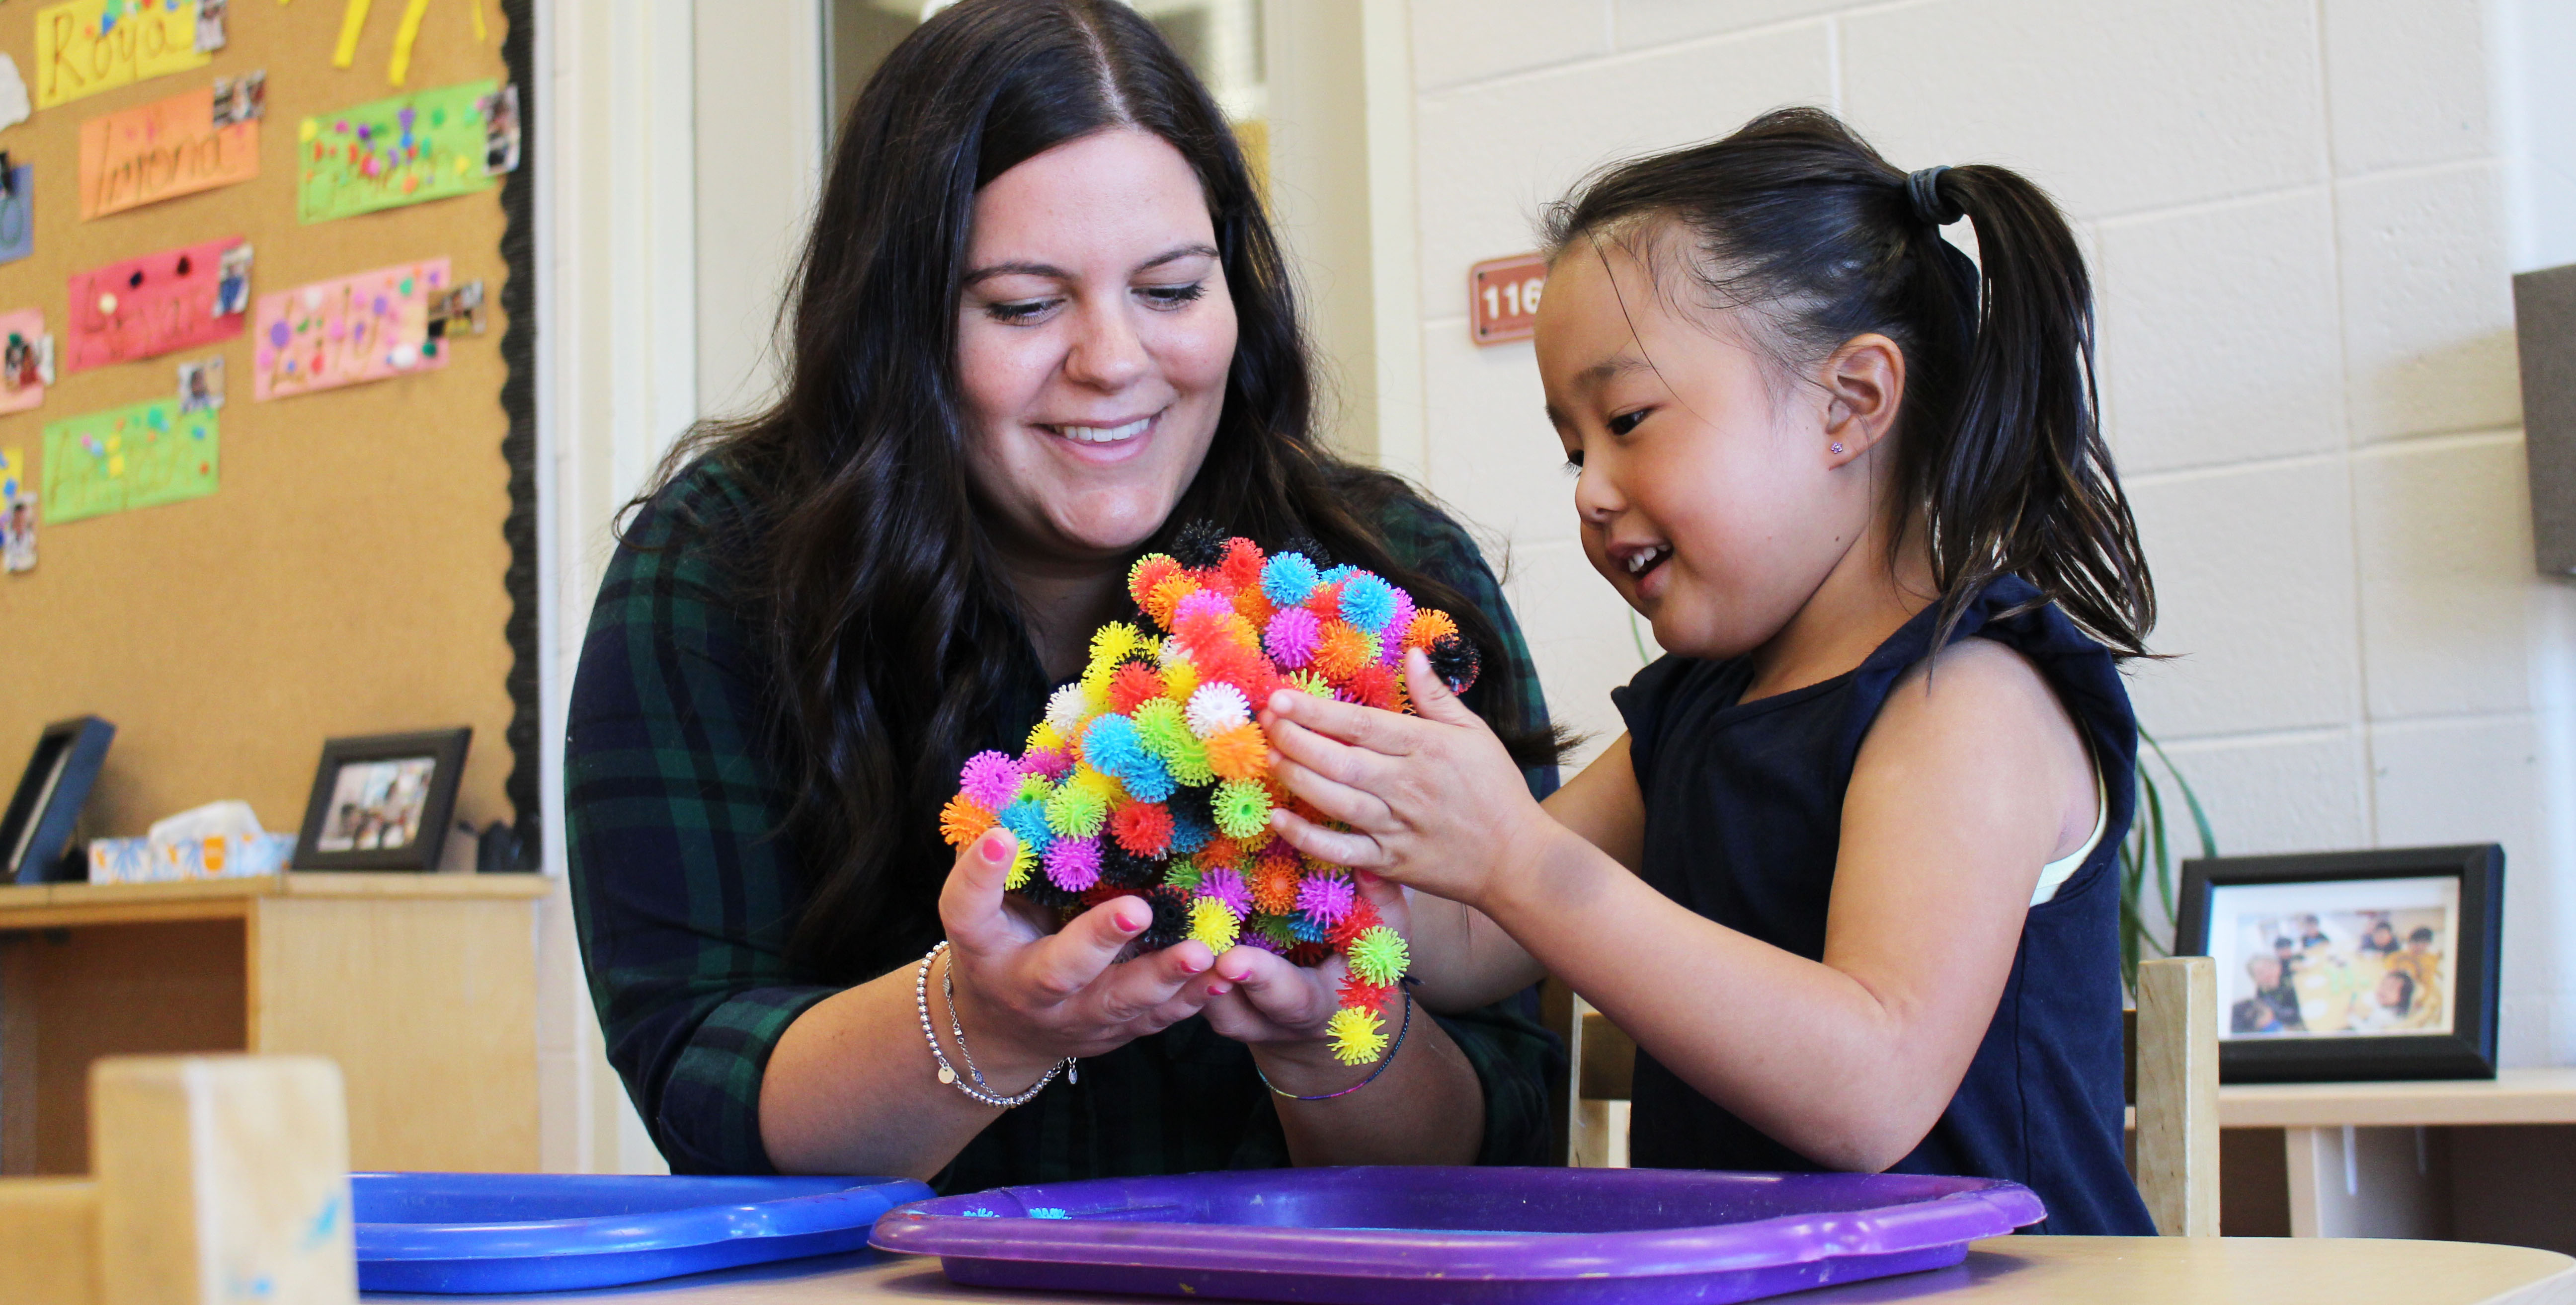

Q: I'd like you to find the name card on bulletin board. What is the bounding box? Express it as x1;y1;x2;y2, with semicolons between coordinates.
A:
63;235;249;374
34;0;213;109
41;397;219;524
1470;253;1547;346
252;258;453;400
78;84;260;219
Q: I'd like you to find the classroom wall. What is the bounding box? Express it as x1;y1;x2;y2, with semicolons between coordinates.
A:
0;2;519;853
1398;0;2576;1065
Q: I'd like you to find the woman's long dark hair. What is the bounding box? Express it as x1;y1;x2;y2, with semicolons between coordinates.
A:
648;0;1555;984
1542;107;2154;657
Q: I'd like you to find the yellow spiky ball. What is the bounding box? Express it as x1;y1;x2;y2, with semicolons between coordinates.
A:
1188;897;1241;952
1326;1006;1388;1066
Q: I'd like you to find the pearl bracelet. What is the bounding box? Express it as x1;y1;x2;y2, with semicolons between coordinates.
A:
913;941;1072;1109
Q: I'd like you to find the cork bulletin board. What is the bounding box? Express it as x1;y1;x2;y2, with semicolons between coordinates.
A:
0;0;536;859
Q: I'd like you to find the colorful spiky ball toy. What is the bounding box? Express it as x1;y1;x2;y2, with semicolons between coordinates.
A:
938;523;1483;1068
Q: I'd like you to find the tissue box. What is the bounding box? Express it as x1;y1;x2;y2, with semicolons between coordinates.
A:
88;832;295;884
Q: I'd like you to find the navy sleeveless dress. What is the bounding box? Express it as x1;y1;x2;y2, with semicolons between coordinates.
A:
1609;576;2154;1235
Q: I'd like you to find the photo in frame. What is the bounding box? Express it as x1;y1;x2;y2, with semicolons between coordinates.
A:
0;715;115;883
292;728;471;871
2176;845;2503;1082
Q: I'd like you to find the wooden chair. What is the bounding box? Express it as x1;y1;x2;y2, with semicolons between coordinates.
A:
1555;957;2220;1237
1546;978;1635;1169
0;1055;357;1305
2131;954;2222;1235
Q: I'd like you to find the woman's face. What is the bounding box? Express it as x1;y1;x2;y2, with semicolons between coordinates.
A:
957;128;1238;565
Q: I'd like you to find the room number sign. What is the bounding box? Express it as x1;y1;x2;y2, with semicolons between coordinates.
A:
1469;253;1547;345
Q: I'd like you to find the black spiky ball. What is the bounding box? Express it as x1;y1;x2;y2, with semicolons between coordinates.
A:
1100;842;1161;892
1281;535;1331;569
1171;520;1227;570
1015;871;1078;912
1136;885;1194;950
1427;633;1482;695
1166;782;1214;831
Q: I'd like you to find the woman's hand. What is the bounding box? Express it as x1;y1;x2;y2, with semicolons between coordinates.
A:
1261;649;1559;913
936;828;1219;1088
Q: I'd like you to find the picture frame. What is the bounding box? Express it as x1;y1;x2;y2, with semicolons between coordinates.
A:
2175;845;2503;1083
0;716;116;884
291;729;472;872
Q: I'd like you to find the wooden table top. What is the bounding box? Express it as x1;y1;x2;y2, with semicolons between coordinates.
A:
365;1237;2576;1305
2219;1068;2576;1128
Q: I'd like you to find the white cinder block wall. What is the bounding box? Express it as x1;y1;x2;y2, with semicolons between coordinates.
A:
1400;0;2576;1065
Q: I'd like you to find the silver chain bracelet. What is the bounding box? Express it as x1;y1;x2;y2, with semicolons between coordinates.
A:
913;941;1073;1108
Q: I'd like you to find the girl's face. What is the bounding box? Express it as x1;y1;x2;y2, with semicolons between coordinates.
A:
958;128;1239;565
1534;237;1877;660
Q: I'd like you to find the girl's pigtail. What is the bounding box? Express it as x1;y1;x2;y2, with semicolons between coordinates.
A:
1915;165;2154;657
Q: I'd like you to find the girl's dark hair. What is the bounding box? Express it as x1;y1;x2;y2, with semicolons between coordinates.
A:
648;0;1555;984
1541;107;2154;657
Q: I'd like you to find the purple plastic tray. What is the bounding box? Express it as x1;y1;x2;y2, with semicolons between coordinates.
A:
871;1166;2042;1305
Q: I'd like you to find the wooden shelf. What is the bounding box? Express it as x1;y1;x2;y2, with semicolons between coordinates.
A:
0;872;548;1175
0;872;550;928
2220;1069;2576;1129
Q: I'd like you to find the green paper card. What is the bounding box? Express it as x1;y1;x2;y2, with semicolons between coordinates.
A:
297;80;500;225
42;399;219;524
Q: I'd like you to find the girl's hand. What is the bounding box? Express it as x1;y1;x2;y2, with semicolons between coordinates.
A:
1201;875;1412;1093
936;828;1218;1086
1261;649;1555;912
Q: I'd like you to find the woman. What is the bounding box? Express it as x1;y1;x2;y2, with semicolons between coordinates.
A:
566;0;1562;1185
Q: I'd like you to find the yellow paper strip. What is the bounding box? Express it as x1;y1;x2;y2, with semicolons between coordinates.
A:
33;0;215;108
471;0;488;43
333;0;374;68
387;0;431;85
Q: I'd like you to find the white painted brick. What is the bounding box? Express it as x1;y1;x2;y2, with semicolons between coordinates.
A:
1839;0;2326;220
2492;992;2576;1070
2352;436;2536;718
2336;162;2522;441
1410;0;1610;94
1612;0;1846;49
1493;538;1658;768
2321;0;2492;176
2152;732;2370;859
1419;324;1577;551
2096;188;2345;473
1413;23;1833;315
2371;715;2555;994
2124;461;2361;737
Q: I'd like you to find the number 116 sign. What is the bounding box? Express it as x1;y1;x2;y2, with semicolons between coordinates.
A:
1469;253;1547;346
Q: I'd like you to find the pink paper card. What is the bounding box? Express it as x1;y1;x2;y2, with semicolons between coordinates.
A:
252;258;451;400
64;236;247;374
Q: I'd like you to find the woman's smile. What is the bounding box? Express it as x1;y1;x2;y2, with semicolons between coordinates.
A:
1036;407;1163;463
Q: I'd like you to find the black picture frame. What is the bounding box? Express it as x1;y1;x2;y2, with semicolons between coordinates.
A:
0;716;115;884
2175;844;2503;1083
292;729;472;872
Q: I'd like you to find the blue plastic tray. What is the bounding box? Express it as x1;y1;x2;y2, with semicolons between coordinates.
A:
352;1171;936;1294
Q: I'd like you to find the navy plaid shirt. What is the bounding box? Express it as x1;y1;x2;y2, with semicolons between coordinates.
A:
566;458;1562;1185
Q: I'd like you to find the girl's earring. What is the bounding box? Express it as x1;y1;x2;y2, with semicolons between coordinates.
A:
1829;442;1845;456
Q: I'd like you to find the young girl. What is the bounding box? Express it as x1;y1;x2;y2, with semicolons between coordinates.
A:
1259;108;2158;1235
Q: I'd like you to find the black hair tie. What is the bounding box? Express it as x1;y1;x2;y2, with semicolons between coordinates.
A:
1905;165;1963;226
